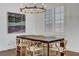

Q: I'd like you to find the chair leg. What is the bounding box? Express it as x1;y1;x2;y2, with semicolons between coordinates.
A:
55;51;59;56
64;50;68;56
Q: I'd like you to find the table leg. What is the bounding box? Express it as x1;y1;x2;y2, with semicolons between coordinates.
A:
47;43;49;56
60;40;64;56
16;38;21;56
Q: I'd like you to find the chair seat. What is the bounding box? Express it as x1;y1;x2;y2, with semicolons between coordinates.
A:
50;47;64;52
26;46;43;51
50;47;59;51
26;46;43;56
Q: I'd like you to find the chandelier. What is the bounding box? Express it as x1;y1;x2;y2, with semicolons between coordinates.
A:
20;3;46;14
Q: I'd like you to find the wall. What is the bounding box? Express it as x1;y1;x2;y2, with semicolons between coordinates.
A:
26;14;44;35
0;3;44;51
64;3;79;52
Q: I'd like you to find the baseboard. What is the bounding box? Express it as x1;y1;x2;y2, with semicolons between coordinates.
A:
0;48;16;52
68;50;79;54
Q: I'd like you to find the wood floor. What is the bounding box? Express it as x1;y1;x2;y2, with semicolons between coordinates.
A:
0;48;79;56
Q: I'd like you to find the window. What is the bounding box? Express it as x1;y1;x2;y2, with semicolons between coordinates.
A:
44;6;64;36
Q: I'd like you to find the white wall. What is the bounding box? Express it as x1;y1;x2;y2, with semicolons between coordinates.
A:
26;14;44;35
0;3;44;51
0;3;20;51
64;3;79;52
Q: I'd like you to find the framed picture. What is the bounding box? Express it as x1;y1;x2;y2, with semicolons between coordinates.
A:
8;12;25;33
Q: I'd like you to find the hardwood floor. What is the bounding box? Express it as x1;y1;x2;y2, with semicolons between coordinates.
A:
0;48;79;56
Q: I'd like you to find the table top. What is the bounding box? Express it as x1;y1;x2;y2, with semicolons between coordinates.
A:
17;35;64;43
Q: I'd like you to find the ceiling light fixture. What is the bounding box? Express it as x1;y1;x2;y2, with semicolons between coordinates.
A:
20;3;46;14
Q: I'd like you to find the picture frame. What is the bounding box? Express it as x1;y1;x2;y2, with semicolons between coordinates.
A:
8;12;25;33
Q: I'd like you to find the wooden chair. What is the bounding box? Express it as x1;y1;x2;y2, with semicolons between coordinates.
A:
50;40;67;56
26;41;44;56
20;39;31;56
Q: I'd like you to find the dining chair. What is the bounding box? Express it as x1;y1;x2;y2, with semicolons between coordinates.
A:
26;41;44;56
20;39;31;56
50;40;67;56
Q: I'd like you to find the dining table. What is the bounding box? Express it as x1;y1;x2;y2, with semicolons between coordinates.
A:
16;35;65;56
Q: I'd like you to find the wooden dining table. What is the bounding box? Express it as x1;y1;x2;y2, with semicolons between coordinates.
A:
16;35;65;56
